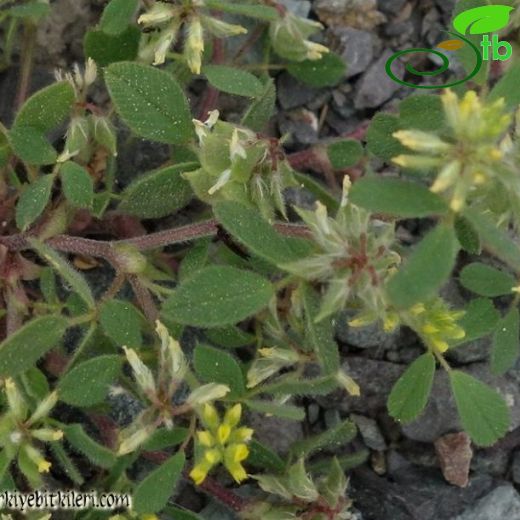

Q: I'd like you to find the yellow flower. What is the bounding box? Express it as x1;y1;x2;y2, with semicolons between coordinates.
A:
190;404;253;485
404;299;465;354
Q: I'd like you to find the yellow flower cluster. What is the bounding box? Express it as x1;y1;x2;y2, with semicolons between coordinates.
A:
190;404;253;485
404;300;465;354
393;90;512;213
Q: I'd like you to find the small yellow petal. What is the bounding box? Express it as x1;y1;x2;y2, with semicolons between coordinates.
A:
190;465;209;485
38;460;52;473
217;424;231;445
224;404;242;428
197;430;214;447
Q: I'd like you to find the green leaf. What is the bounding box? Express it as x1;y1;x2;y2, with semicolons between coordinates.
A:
28;238;96;309
215;201;310;266
84;26;140;67
118;163;195;219
194;344;246;397
260;375;337;397
464;208;520;272
456;298;500;344
162;266;274;327
291;419;356;458
0;316;68;377
60;161;94;209
15;175;54;231
387;225;459;309
327;140;363;169
287;52;346;88
204;65;264;97
49;443;84;486
205;325;254;348
449;370;510;446
14;81;75;132
387;353;435;423
399;95;445;132
99;0;139;35
460;263;515;297
99;299;143;347
302;285;340;374
491;308;520;375
62;424;117;469
247;439;286;472
366;113;406;162
165;506;203;520
454;216;481;255
453;5;513;35
142;428;189;451
350;178;448;218
292;171;339;213
245;400;305;421
204;0;278;20
242;78;276;131
105;62;192;144
133;452;185;514
59;355;121;407
9;1;51;20
179;238;211;282
489;62;520;111
9;124;58;165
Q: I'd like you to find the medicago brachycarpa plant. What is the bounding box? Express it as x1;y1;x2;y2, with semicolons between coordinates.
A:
0;0;520;517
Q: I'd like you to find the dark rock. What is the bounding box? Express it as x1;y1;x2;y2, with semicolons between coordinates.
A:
277;72;319;110
471;448;510;478
336;311;401;350
319;357;404;413
246;412;303;455
352;414;387;451
354;51;404;109
377;0;408;15
278;108;319;145
352;466;494;520
331;27;374;78
511;450;520;484
454;484;520;520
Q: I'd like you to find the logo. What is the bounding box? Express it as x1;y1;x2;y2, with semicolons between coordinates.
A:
386;5;514;89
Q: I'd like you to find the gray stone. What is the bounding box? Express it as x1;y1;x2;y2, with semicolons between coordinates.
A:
278;108;319;145
402;363;520;443
319;357;404;413
377;0;406;15
277;73;319;110
352;414;387;451
278;0;311;17
454;484;520;520
331;27;374;78
352;467;494;520
246;412;303;455
447;337;490;364
354;51;403;109
377;0;407;15
336;311;400;349
471;448;510;477
512;450;520;485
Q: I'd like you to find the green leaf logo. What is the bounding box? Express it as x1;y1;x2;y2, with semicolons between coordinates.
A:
453;5;514;35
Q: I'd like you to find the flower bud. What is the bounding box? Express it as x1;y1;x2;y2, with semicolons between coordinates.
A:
92;115;117;157
123;347;156;395
113;244;148;274
187;383;229;406
65;116;91;162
